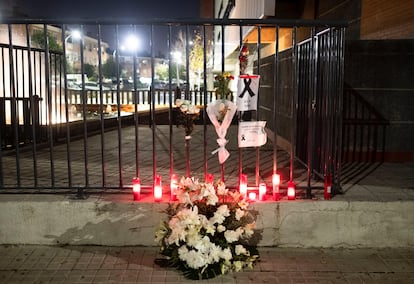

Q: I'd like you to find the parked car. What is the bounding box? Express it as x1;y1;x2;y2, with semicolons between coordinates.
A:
83;82;109;91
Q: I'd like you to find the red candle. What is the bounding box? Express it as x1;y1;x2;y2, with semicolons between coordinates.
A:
287;181;296;200
132;177;141;201
259;183;266;201
248;192;256;201
240;174;247;197
272;173;280;201
206;173;214;184
170;174;178;201
324;174;332;200
154;175;162;202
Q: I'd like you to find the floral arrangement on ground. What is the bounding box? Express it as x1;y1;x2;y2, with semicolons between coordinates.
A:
155;177;260;280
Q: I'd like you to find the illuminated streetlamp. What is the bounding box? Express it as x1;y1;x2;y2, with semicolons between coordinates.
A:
172;51;182;87
65;30;81;44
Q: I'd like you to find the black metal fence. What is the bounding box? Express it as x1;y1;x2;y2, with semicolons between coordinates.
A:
0;18;346;193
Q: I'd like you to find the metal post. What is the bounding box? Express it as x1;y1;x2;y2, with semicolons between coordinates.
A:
43;24;56;188
272;26;280;178
255;26;261;187
114;25;123;188
290;27;298;184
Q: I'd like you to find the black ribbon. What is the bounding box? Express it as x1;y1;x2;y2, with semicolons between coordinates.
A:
238;78;256;98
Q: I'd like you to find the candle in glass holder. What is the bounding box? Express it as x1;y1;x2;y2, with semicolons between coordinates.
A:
154;175;162;202
249;192;256;201
259;183;266;201
272;173;280;201
206;173;214;184
324;174;332;200
240;174;247;197
132;177;141;201
287;181;296;200
170;174;178;201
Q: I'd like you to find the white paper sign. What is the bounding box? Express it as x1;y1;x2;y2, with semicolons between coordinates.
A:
238;121;267;148
236;75;260;111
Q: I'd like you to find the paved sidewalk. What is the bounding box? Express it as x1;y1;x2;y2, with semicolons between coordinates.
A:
0;245;413;283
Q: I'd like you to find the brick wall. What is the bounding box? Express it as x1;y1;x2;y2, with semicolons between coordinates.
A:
361;0;414;39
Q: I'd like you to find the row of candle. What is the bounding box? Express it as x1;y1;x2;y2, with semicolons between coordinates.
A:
132;173;332;201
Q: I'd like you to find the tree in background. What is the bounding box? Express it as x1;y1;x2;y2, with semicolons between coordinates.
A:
31;30;62;52
102;56;118;79
83;63;97;81
189;33;204;90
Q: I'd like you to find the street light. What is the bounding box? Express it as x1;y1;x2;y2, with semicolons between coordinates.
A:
124;34;139;53
64;30;82;74
65;30;81;44
172;51;182;87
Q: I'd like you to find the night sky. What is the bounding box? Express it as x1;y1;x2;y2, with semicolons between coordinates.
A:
3;0;202;55
10;0;200;19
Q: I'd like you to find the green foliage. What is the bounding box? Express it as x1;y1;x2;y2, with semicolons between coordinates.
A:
102;56;117;79
155;63;169;81
31;30;62;52
189;33;204;75
83;63;97;80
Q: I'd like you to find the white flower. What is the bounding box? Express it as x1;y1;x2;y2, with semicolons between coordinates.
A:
175;99;183;107
221;260;232;275
183;249;207;269
210;204;230;224
198;183;219;206
217;224;226;233
206;191;218;206
235;244;249;256
208;243;222;264
233;261;244;272
243;222;255;238
224;228;243;243
238;199;249;210
216;181;228;196
201;216;216;236
155;222;168;243
167;217;187;245
220;248;233;261
235;208;245;221
216;204;230;217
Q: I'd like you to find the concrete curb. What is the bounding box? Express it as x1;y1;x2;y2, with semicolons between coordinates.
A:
0;194;412;248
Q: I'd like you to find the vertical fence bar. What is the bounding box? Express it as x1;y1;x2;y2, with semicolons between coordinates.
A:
43;24;56;189
255;26;261;187
202;25;208;179
325;29;334;186
168;25;174;180
185;25;191;178
272;26;279;179
97;24;107;188
61;25;72;188
335;27;346;188
134;24;141;181
114;25;123;188
26;24;39;188
307;28;318;198
150;24;157;182
185;25;190;101
289;26;298;184
8;24;21;187
320;33;327;176
0;45;4;187
220;24;225;182
238;24;243;184
79;25;89;188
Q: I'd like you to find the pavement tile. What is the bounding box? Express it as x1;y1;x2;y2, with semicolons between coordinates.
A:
1;246;414;283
